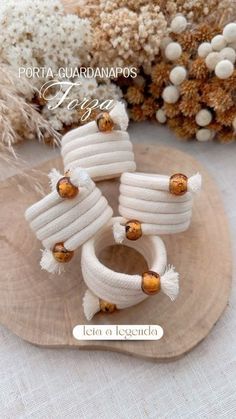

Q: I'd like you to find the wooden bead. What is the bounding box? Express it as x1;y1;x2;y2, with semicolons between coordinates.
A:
141;271;161;295
52;242;74;263
96;112;114;132
125;220;142;241
169;173;188;195
56;176;78;199
100;300;116;313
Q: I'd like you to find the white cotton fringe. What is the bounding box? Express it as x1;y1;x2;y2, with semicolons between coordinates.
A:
40;249;65;275
48;169;61;191
109;102;129;131
188;173;202;193
83;289;100;321
113;221;126;244
160;265;179;301
69;167;91;188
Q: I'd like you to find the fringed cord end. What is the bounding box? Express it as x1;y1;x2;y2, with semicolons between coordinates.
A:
40;249;65;274
113;222;126;244
83;289;100;321
69;167;91;189
188;173;202;193
160;265;179;301
109;102;129;131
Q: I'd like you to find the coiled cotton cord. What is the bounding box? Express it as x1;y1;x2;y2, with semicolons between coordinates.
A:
119;184;192;203
119;205;192;225
61;101;129;147
82;217;179;320
61;102;136;180
113;219;191;243
25;167;113;274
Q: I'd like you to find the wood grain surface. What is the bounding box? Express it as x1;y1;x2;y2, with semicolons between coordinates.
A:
0;145;232;360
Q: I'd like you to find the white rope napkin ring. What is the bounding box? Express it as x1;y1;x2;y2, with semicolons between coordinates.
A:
82;217;179;321
114;172;202;242
25;167;113;274
61;101;136;181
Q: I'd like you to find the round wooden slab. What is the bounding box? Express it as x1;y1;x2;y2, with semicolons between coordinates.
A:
0;145;232;360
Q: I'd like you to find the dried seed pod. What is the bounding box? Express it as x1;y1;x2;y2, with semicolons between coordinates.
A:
56;177;79;199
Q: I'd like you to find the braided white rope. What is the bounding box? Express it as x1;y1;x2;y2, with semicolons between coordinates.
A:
114;171;202;241
25;167;113;274
61;102;136;180
82;217;179;320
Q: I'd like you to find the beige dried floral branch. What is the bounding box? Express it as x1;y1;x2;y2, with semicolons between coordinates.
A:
0;63;61;149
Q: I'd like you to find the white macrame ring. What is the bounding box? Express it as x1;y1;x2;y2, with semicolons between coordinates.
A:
82;217;179;321
25;168;113;274
117;171;202;237
61;102;136;181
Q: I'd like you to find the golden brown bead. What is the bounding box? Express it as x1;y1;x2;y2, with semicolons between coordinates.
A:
169;173;188;196
52;242;74;263
141;271;161;295
96;112;114;132
56;176;78;199
100;300;116;313
125;220;142;241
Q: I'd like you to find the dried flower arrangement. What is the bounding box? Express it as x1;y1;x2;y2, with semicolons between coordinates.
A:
0;0;121;148
168;0;235;24
123;16;236;143
1;0;236;151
